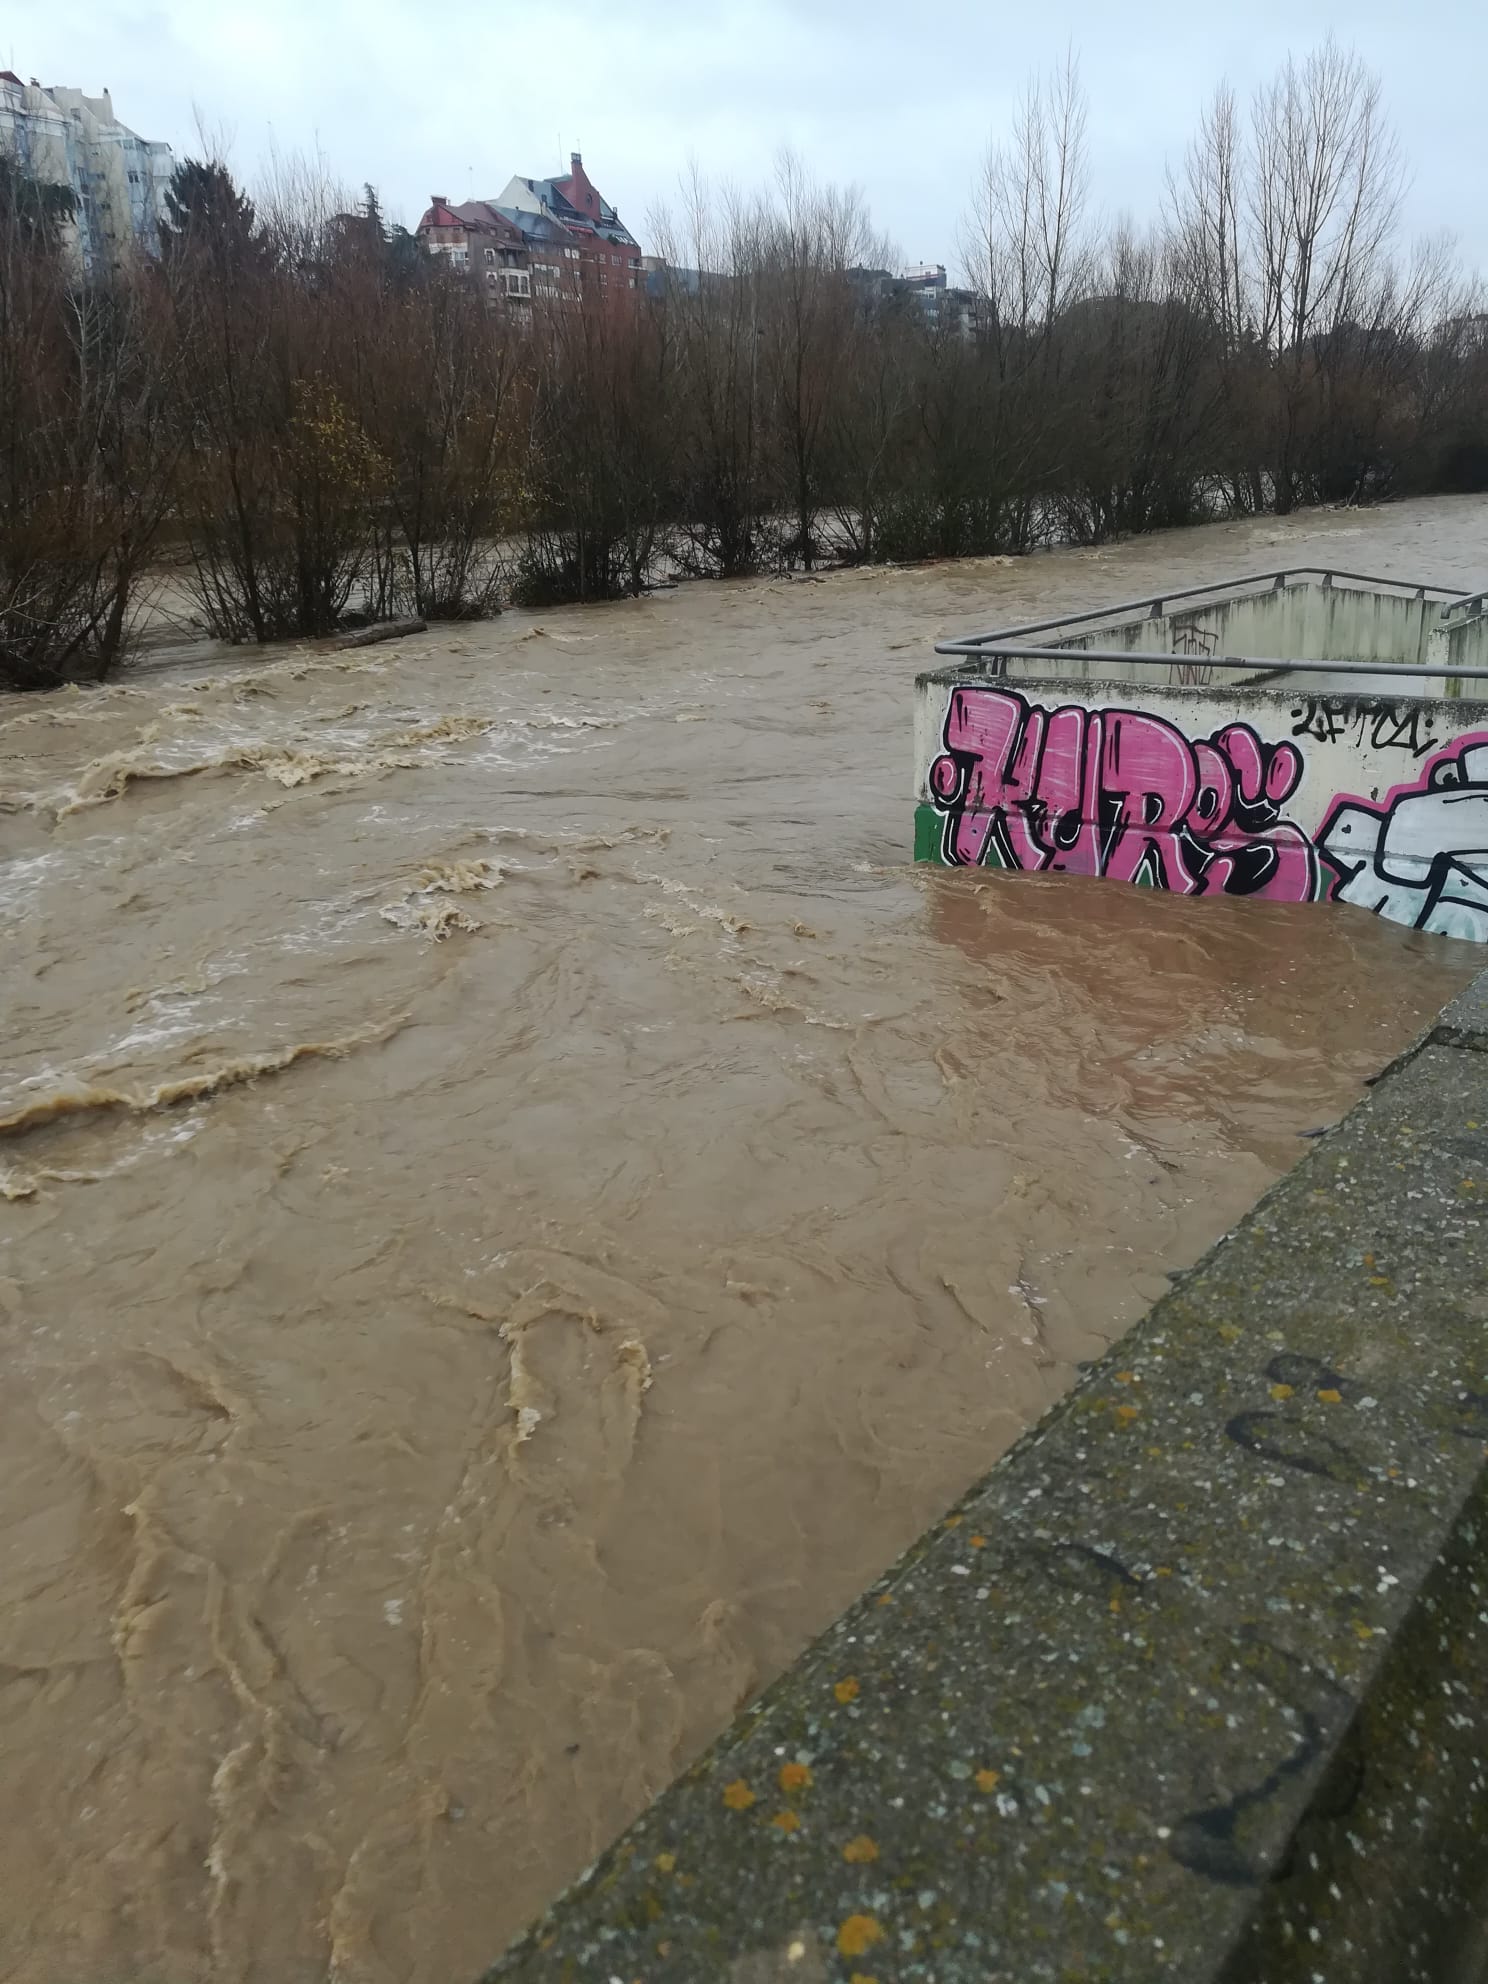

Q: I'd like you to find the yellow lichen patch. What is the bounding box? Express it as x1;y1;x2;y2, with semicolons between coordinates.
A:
771;1809;802;1833
969;1534;986;1549
943;1514;963;1528
837;1915;884;1958
654;1852;676;1873
1114;1404;1141;1426
1269;1383;1294;1401
876;1593;894;1607
778;1761;812;1794
1316;1388;1343;1405
722;1779;756;1810
1114;1371;1135;1384
834;1676;861;1704
849;1974;879;1984
842;1834;879;1863
975;1768;1000;1792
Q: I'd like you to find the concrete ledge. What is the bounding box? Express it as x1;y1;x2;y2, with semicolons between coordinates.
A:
1434;974;1488;1052
482;990;1488;1983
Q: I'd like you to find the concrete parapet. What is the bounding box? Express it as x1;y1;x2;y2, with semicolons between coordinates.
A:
482;974;1488;1983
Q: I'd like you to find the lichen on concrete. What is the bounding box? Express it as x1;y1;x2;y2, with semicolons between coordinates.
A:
481;986;1488;1984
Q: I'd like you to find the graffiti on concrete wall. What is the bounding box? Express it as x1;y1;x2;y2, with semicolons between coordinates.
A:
1290;696;1442;759
925;685;1488;942
927;687;1321;901
1319;734;1488;942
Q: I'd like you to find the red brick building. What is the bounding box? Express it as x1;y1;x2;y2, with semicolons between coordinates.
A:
416;154;641;311
416;197;533;304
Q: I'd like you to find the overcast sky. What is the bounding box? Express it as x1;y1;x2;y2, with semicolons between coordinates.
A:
9;0;1485;275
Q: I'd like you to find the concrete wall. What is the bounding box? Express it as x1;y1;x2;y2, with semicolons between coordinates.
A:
914;672;1488;941
1444;608;1488;684
996;580;1455;696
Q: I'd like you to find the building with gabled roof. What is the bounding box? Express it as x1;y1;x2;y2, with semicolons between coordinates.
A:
416;154;642;310
419;197;535;304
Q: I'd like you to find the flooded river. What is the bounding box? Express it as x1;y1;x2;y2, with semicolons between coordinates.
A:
1;497;1484;1983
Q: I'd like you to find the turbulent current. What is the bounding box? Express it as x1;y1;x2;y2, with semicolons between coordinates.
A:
1;497;1484;1983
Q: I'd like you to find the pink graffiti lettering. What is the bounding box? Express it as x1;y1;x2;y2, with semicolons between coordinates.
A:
929;688;1320;902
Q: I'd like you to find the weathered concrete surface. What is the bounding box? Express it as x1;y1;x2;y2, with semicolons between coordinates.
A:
481;984;1488;1984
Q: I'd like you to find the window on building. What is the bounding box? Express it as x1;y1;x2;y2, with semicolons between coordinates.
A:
485;248;496;263
487;270;499;284
505;269;531;298
611;254;619;265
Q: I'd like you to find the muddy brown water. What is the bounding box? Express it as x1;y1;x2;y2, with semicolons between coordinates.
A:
1;497;1485;1984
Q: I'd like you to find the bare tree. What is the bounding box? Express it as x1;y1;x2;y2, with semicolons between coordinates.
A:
0;162;180;687
963;53;1095;544
757;150;883;568
1247;39;1406;509
650;169;773;578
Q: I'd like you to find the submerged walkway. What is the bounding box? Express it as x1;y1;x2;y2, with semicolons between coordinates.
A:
484;970;1488;1983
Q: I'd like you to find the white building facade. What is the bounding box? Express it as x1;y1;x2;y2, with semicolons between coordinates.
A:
0;72;174;271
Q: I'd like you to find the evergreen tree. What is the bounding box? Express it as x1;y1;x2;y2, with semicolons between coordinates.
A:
0;151;77;251
158;157;262;272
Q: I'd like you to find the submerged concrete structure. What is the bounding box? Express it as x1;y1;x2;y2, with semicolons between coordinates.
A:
482;969;1488;1983
915;568;1488;941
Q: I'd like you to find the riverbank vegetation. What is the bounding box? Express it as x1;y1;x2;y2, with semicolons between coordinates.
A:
2;40;1486;688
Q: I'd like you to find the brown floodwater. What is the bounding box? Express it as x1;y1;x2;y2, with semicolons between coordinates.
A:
1;496;1485;1984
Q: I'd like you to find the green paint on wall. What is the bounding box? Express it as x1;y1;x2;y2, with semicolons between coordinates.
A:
913;804;944;862
1132;848;1162;889
914;804;1015;869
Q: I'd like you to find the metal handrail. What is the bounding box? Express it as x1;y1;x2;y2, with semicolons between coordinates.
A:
924;644;1488;683
937;566;1473;654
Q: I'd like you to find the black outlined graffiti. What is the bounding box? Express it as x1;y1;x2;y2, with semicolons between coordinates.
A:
1172;625;1217;687
928;687;1321;900
1290;698;1440;759
1319;732;1488;940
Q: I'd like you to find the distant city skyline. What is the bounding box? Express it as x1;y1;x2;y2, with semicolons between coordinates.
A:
7;0;1484;277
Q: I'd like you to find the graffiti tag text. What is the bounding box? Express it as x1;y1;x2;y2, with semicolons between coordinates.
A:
929;688;1321;901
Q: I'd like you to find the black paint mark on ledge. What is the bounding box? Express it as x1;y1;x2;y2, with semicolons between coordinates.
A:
1168;1632;1356;1888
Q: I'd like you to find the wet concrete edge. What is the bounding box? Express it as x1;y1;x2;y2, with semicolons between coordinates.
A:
478;967;1488;1984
